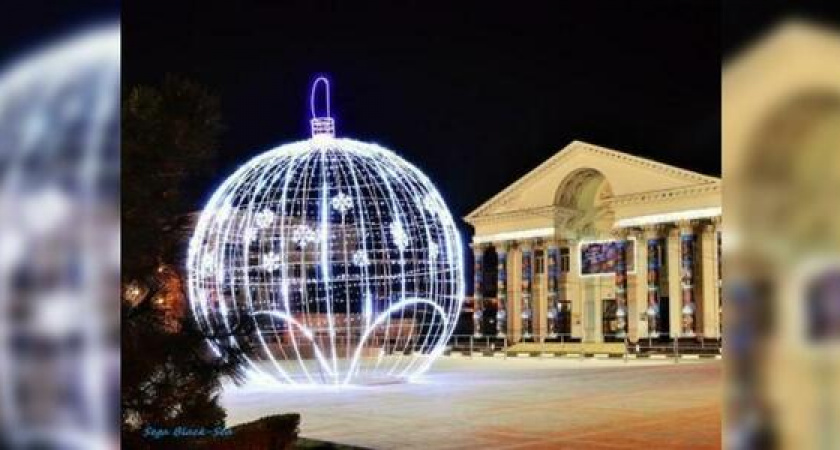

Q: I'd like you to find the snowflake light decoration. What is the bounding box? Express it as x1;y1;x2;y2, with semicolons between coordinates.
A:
255;208;275;228
187;77;464;386
243;226;258;243
389;221;410;251
201;253;215;274
262;251;281;272
352;249;370;267
429;242;440;260
331;192;353;214
423;194;441;216
217;203;233;221
292;224;318;248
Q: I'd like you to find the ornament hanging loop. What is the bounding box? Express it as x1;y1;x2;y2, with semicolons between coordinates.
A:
310;76;335;138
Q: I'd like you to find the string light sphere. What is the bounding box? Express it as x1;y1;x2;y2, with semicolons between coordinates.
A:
187;78;465;386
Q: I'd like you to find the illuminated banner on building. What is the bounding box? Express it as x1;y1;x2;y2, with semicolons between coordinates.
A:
579;239;636;276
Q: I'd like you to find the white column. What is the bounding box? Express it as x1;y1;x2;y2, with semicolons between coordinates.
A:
533;242;549;340
520;240;534;340
701;220;720;338
611;228;630;339
472;243;485;337
631;228;648;342
495;242;509;338
546;240;560;338
509;244;522;342
678;220;699;337
567;238;585;340
667;226;682;338
643;225;666;338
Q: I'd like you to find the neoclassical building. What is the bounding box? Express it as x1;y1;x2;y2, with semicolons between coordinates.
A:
465;140;721;343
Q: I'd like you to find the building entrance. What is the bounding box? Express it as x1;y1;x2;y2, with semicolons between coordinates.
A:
555;300;572;337
603;299;621;342
659;296;670;339
480;301;498;336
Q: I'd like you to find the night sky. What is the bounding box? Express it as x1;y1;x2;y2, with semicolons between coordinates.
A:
123;0;721;220
0;1;117;62
724;1;840;57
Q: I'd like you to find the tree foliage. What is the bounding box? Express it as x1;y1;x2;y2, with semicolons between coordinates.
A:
121;76;250;445
122;74;223;278
121;301;246;447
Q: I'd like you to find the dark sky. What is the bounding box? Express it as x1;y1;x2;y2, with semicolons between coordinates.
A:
123;0;721;223
0;1;118;63
724;1;840;57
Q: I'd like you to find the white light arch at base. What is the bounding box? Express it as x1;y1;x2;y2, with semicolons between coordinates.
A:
187;78;465;386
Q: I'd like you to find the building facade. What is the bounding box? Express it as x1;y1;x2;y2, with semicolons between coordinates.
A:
465;140;721;343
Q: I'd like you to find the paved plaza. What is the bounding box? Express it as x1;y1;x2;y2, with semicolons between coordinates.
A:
221;357;721;449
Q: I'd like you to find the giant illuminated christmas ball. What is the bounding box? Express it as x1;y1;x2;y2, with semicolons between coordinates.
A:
187;78;464;386
0;24;119;448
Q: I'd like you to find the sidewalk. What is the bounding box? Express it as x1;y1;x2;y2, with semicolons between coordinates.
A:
222;357;721;449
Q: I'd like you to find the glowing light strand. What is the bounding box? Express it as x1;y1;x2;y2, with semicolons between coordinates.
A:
187;78;464;386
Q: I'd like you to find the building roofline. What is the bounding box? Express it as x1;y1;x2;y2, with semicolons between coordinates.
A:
464;140;719;222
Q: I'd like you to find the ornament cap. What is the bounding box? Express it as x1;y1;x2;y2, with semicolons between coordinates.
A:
310;76;335;139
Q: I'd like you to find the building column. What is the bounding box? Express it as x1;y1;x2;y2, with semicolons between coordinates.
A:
679;220;698;337
533;242;549;340
472;244;485;337
613;230;629;338
508;244;521;341
701;219;721;338
629;228;647;342
667;226;682;338
566;238;584;339
715;218;722;338
546;240;560;338
644;225;665;338
496;242;509;338
520;240;534;340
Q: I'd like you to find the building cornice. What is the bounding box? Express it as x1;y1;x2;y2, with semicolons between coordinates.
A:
611;182;721;207
473;227;555;245
466;205;561;226
614;207;722;228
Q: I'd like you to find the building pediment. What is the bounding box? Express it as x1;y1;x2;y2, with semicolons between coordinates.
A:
465;140;719;224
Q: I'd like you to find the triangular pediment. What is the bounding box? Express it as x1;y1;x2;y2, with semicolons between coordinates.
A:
465;140;718;221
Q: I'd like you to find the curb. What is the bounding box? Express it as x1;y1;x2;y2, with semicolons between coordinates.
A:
441;351;722;360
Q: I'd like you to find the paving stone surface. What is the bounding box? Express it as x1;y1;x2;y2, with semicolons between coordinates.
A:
222;357;721;449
